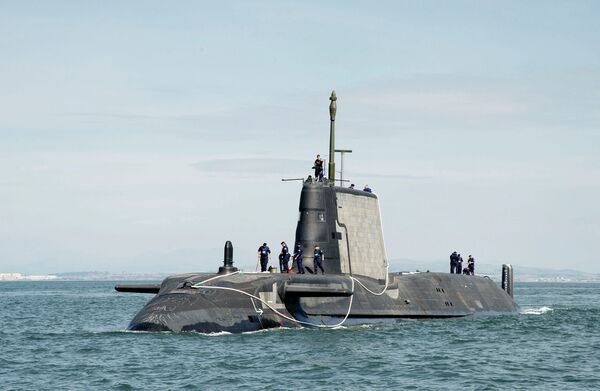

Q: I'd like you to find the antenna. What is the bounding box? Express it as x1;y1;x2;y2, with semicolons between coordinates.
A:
328;90;337;187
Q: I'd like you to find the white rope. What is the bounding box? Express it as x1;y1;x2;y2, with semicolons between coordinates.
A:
189;270;388;328
350;272;388;296
192;278;355;329
249;297;263;316
190;271;240;288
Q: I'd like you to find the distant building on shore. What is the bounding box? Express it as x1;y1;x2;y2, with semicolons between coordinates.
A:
0;273;58;281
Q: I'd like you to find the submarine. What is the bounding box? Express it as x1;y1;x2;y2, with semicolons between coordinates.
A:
116;91;519;333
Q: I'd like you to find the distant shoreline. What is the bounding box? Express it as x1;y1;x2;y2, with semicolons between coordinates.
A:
1;270;599;283
0;272;168;282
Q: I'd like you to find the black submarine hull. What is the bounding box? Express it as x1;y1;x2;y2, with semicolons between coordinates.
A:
124;271;518;334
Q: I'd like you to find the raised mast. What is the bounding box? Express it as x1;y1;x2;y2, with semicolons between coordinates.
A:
328;90;337;187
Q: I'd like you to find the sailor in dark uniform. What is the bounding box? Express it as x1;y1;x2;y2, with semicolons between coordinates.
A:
456;254;463;275
279;241;290;273
313;246;325;274
293;242;305;274
257;243;271;272
313;155;324;182
450;251;458;274
467;255;475;275
283;251;291;273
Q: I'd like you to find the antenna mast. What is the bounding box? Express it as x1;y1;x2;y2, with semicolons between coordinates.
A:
328;90;337;187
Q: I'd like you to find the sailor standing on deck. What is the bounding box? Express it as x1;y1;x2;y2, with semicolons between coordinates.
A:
279;241;290;273
456;254;463;275
293;242;305;274
313;246;325;274
450;251;458;274
257;243;271;272
313;155;324;182
467;255;475;275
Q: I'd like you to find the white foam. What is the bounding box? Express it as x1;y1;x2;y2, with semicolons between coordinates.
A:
240;326;301;335
204;331;233;337
520;306;553;315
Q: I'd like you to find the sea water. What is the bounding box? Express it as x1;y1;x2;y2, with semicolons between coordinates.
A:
0;281;599;390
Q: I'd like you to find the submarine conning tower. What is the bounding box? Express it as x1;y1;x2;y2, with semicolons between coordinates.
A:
293;90;388;281
294;179;389;281
296;91;388;282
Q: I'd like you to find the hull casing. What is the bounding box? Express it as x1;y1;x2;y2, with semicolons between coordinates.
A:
127;271;519;333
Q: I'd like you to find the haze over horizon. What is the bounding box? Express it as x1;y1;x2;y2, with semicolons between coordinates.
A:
1;1;599;274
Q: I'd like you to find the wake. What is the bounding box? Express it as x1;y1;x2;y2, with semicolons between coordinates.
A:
520;306;553;315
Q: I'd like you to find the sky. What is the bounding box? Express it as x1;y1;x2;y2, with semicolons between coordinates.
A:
1;1;599;274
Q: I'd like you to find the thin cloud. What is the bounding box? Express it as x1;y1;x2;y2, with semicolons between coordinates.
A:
349;84;525;120
63;111;207;121
350;171;429;180
193;157;309;178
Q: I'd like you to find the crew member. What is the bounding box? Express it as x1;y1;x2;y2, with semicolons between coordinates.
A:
313;155;324;182
283;249;291;273
257;243;271;272
467;255;475;275
450;251;458;274
349;183;355;189
456;254;463;275
279;241;290;273
313;245;325;274
363;184;372;193
293;242;305;274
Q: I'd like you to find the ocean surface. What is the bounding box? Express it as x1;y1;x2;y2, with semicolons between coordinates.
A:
1;281;599;390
